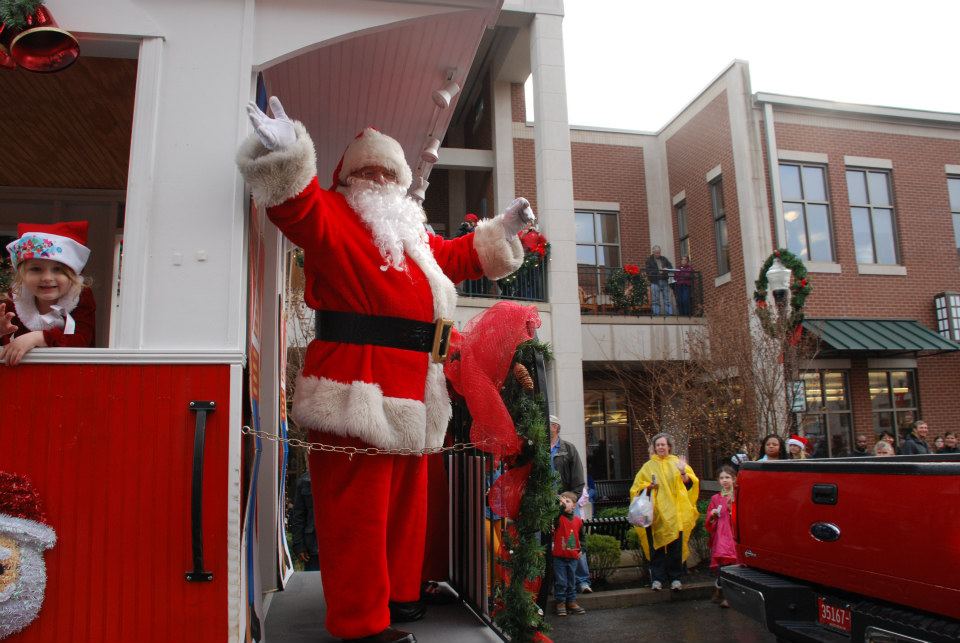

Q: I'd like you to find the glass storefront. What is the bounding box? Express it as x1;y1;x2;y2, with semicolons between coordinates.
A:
584;390;631;481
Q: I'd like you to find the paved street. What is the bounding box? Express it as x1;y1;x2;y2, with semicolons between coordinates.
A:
547;597;777;643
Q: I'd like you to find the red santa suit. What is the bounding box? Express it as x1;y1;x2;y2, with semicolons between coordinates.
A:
237;124;523;639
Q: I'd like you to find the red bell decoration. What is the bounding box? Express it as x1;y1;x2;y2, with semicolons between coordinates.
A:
0;20;20;69
9;6;79;72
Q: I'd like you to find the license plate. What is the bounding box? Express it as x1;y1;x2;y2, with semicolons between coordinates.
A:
817;596;852;633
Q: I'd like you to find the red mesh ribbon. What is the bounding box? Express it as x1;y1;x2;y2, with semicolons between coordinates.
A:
445;301;542;458
488;463;531;520
0;472;48;524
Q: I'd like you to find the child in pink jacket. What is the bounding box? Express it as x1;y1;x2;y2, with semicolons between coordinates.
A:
705;465;739;608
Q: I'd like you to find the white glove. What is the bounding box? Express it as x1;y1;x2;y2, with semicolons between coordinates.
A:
246;96;296;151
501;197;535;236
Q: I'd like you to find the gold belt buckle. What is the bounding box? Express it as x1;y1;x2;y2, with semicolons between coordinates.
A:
431;318;454;363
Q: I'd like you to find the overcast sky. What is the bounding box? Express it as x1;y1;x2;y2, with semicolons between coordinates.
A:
528;0;959;131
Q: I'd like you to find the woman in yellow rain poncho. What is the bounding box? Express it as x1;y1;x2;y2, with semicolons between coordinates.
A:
629;432;699;591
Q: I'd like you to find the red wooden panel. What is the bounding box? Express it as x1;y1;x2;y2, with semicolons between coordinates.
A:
1;363;232;643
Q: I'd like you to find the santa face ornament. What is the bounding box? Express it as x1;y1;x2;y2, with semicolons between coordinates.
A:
0;474;57;640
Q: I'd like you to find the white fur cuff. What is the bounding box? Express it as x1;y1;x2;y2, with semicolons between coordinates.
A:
473;216;524;280
236;122;317;208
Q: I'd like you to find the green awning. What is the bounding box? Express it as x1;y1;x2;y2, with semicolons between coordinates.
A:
802;318;960;354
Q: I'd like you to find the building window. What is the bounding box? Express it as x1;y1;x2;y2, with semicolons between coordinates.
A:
576;210;620;294
780;163;833;262
676;201;689;261
846;168;898;264
869;369;919;445
935;292;960;341
949;176;960;254
710;178;729;275
800;370;853;457
583;390;631;481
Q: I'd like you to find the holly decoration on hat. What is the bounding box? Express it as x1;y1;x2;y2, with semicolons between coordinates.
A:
752;248;812;338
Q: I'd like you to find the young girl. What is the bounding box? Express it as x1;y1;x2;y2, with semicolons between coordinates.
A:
787;435;809;459
705;465;739;608
1;221;95;366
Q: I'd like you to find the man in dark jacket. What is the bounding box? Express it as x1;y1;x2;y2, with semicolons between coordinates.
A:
289;470;320;571
941;432;959;453
548;415;592;593
900;420;930;455
644;245;674;316
850;434;869;456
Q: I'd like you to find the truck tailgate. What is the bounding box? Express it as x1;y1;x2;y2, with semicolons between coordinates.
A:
735;457;960;621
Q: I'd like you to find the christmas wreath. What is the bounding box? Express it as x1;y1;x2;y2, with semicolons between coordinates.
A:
604;264;649;315
752;248;812;336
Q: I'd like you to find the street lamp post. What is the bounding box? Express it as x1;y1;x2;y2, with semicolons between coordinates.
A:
766;257;795;435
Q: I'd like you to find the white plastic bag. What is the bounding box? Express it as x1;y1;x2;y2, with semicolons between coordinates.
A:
627;488;653;528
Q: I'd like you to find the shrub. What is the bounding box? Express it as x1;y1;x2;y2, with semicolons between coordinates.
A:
596;506;628;519
585;533;621;585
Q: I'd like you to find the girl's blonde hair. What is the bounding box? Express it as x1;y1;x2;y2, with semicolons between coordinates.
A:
10;259;92;298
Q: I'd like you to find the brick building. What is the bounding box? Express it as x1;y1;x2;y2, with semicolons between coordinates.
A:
421;4;960;487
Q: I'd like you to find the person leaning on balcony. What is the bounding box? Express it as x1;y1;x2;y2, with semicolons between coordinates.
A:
674;255;694;316
644;245;673;316
900;420;931;455
629;432;699;591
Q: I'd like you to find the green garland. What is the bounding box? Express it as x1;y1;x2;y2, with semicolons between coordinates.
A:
752;248;812;335
0;0;43;28
604;265;649;316
493;340;557;643
498;244;550;290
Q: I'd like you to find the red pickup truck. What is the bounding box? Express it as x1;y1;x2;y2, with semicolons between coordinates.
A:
721;453;960;643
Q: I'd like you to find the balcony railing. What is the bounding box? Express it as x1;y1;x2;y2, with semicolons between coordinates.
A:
458;260;547;302
578;265;704;317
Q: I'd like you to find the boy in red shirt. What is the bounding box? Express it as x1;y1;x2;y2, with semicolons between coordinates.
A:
552;491;587;616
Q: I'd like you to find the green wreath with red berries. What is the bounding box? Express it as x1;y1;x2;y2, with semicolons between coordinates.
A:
752;248;812;336
604;264;649;315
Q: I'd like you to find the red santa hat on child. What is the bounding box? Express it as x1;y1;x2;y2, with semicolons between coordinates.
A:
787;435;808;450
330;128;413;191
6;221;91;275
464;213;479;223
0;472;56;549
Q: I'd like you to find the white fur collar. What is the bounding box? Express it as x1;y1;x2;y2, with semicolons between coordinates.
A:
12;285;81;332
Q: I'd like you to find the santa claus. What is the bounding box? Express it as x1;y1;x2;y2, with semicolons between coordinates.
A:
237;97;533;643
0;473;57;640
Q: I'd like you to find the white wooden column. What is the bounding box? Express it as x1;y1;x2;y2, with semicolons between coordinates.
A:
530;13;586;462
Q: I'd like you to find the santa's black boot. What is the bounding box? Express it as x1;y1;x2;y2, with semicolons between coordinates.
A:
389;600;427;623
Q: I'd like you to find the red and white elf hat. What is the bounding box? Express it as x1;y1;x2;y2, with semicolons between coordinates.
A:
0;472;56;549
331;128;412;191
6;221;91;275
787;435;808;450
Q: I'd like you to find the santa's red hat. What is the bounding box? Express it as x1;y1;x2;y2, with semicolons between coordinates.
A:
787;435;808;450
330;128;412;191
0;472;56;549
6;221;91;275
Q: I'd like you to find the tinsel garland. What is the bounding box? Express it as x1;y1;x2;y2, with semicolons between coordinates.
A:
493;339;557;643
0;0;43;28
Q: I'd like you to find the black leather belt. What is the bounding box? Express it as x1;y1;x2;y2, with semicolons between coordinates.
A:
317;310;454;363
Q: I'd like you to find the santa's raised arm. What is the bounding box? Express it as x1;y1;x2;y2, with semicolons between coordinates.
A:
235;97;534;643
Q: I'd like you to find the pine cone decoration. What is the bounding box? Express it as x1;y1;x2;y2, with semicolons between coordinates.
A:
513;362;534;391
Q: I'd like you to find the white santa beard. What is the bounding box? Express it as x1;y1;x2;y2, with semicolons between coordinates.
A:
0;545;47;638
342;178;428;271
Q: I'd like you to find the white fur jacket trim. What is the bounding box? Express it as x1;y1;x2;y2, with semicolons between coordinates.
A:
292;366;451;451
473;216;524;280
236;122;317;209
